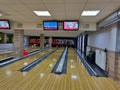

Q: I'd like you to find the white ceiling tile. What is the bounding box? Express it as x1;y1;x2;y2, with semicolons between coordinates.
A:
87;0;111;3
6;4;29;11
21;0;43;4
65;0;87;3
0;0;119;23
0;0;20;3
65;3;85;11
110;0;120;1
25;4;46;11
84;2;107;10
45;3;65;11
50;10;65;15
53;15;66;20
43;0;64;3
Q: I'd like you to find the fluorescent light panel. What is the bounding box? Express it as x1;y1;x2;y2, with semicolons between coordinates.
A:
81;10;100;16
33;11;51;16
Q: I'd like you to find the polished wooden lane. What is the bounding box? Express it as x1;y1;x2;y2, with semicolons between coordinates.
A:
11;48;64;90
0;48;57;89
26;47;40;52
0;48;120;90
0;48;53;80
0;48;54;72
0;47;40;60
0;53;13;60
0;48;63;90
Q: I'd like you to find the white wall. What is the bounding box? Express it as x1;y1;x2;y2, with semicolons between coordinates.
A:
88;23;117;51
80;22;96;31
116;21;120;52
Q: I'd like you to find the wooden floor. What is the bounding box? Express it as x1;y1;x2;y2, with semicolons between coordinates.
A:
0;48;120;90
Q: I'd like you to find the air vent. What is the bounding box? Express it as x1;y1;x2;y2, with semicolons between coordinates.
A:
36;24;42;28
82;24;90;29
17;23;23;28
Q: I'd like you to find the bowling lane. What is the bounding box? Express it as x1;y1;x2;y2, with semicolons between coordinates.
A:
67;48;90;76
48;48;90;90
4;48;90;90
0;48;56;89
0;53;13;60
0;48;64;90
0;48;55;74
66;48;120;90
0;48;120;90
29;48;120;90
0;47;39;60
26;46;40;52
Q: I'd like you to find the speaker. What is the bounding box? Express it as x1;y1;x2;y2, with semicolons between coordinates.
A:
36;24;42;28
82;24;90;29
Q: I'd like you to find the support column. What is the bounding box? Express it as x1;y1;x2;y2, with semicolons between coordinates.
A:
40;34;44;49
49;37;52;48
3;33;7;43
13;29;24;58
24;36;29;48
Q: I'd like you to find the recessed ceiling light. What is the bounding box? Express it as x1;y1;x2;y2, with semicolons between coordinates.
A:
81;10;100;16
33;11;51;16
0;14;3;16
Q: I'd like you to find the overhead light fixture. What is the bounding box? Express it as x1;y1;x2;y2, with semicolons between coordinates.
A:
81;10;100;16
33;11;51;16
0;14;3;16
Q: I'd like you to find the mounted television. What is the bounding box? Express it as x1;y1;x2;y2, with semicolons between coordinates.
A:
43;21;58;30
64;21;79;30
0;20;10;29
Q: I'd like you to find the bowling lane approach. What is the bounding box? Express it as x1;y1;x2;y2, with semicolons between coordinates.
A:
0;48;120;90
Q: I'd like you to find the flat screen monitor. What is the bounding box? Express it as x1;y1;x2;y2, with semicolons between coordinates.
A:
43;21;58;30
64;21;79;30
0;20;10;29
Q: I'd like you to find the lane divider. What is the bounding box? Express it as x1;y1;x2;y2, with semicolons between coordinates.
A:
0;48;49;68
51;47;68;74
19;48;58;72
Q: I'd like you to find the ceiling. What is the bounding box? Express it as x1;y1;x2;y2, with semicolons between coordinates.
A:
0;0;120;37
